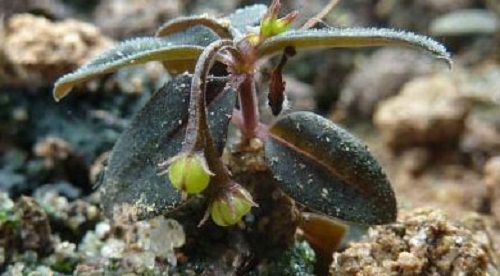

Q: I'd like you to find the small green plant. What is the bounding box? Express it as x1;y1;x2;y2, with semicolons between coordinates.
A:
53;0;450;227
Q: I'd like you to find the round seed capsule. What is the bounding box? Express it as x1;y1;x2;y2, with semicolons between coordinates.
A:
210;195;253;226
168;154;210;194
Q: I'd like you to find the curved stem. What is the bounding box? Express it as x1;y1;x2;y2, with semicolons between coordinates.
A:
184;39;234;149
183;39;235;188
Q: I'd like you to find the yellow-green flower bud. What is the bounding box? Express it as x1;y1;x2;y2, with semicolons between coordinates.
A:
260;18;278;38
168;154;211;194
260;0;298;38
210;188;254;226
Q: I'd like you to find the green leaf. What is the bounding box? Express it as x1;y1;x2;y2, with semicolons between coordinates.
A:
265;111;396;225
159;24;222;47
156;24;227;75
156;15;233;39
258;28;452;65
53;26;220;101
226;4;268;36
101;75;236;220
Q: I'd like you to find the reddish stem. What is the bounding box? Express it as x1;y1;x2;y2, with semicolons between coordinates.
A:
238;74;259;140
231;108;268;140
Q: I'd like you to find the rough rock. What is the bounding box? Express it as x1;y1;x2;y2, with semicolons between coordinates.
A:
0;0;70;18
461;107;500;167
484;156;500;245
335;48;436;119
376;0;476;32
0;190;187;274
187;0;237;17
484;156;500;189
76;216;185;274
93;0;182;38
1;14;113;87
488;0;500;15
430;9;500;36
310;49;357;113
34;137;91;193
374;74;470;150
459;65;500;167
0;195;53;266
36;190;101;242
330;208;494;275
283;76;316;112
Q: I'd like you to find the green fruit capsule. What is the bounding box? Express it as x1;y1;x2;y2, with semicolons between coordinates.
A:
168;154;211;194
210;190;254;226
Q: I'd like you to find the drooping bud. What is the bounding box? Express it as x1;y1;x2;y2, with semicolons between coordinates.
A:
167;153;211;194
260;0;298;38
268;46;296;115
210;185;256;226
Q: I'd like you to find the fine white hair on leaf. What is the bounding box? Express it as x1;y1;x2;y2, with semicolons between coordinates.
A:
53;25;221;101
259;27;452;67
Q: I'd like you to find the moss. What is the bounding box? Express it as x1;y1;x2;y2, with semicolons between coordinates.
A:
264;240;316;276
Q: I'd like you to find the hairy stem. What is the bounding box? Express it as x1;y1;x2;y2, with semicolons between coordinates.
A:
238;74;259;140
184;39;235;186
184;39;233;149
232;108;269;140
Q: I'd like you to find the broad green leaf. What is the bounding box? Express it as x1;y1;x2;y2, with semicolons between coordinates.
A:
258;28;452;65
265;111;396;225
226;4;268;36
53;26;220;101
101;74;236;220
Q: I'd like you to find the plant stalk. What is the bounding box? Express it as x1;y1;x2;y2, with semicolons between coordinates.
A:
183;39;235;187
238;74;259;140
184;40;233;150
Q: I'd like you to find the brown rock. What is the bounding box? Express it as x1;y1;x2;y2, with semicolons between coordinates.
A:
484;156;500;188
331;208;493;275
1;14;113;87
336;48;436;119
34;137;91;192
284;76;316;112
459;65;500;167
376;0;475;32
484;156;500;239
0;0;70;18
374;74;470;150
15;196;53;257
461;111;500;168
94;0;182;39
